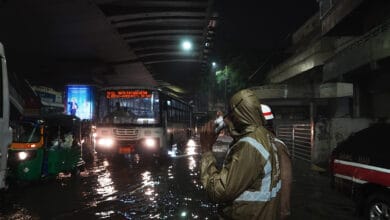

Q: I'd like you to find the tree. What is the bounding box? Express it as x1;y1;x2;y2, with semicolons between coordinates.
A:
215;55;256;97
200;48;273;110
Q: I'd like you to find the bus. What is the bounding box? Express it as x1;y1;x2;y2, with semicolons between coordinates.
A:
94;87;193;158
0;42;12;189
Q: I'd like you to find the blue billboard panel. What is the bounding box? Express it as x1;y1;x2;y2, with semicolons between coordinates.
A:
66;85;94;120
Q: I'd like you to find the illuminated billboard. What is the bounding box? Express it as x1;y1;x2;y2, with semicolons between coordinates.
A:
66;85;94;120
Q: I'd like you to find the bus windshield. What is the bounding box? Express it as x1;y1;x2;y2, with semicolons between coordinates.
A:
99;89;160;125
12;122;41;143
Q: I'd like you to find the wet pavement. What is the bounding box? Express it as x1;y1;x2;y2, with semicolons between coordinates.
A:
289;160;362;220
0;135;363;220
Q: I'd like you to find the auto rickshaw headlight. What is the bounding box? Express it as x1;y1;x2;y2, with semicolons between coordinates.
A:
18;151;28;160
97;138;114;147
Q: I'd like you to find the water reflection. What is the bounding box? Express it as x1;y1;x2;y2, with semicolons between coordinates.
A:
112;170;162;219
95;210;115;219
188;156;196;171
188;155;203;190
96;159;117;200
141;171;157;202
168;165;174;179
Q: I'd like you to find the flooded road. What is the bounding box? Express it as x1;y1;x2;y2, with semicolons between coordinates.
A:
0;136;362;220
1;154;218;219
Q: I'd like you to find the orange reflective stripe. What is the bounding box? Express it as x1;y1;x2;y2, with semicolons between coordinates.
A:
11;138;44;149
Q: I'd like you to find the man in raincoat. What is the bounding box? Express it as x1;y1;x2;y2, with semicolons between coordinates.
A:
200;89;281;219
262;104;292;220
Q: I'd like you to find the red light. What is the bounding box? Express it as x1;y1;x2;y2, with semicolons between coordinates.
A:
106;90;152;99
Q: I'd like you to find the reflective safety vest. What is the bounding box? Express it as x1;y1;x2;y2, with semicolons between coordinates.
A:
234;137;281;202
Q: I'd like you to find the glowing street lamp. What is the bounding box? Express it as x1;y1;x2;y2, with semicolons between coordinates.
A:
181;40;192;51
212;62;217;68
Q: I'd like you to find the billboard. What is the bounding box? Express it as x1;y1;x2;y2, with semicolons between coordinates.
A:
66;85;94;120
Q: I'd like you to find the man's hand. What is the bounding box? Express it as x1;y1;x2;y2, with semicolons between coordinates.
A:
200;120;219;153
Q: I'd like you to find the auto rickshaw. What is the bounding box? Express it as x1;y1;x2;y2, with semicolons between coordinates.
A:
7;114;85;182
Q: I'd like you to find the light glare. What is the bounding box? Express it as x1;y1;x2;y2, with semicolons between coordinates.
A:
182;41;192;51
145;138;156;148
97;138;114;147
18;152;28;160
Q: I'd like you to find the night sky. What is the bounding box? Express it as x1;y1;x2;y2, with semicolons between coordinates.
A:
214;0;319;54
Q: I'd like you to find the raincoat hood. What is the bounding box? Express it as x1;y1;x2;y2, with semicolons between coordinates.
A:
227;89;265;139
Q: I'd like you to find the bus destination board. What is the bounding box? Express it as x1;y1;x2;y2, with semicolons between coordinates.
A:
106;90;152;99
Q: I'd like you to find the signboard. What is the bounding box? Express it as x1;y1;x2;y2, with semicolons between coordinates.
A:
106;90;152;99
32;86;63;105
66;85;94;120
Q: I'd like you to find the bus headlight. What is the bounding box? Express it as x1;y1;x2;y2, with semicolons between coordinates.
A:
144;138;156;148
18;151;28;160
97;138;114;148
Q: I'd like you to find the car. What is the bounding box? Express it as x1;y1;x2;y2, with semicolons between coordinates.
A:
329;123;390;220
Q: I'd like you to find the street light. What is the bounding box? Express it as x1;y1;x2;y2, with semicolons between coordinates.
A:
181;40;192;51
212;62;217;68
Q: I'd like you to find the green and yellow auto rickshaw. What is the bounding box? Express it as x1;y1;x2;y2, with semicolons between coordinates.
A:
8;114;85;182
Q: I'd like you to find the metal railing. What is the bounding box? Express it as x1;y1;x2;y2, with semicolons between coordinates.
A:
277;123;313;162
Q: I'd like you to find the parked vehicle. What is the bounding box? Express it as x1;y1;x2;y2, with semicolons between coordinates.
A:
7;114;85;182
0;42;12;190
329;123;390;220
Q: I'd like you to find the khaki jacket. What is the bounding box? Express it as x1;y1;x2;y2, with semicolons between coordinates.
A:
274;138;292;219
201;127;282;220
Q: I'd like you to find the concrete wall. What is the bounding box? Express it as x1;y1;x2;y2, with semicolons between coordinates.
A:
372;92;390;118
323;21;390;81
313;117;372;163
292;13;320;45
319;0;364;34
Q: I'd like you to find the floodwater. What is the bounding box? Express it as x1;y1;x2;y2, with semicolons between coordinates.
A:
0;136;362;220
